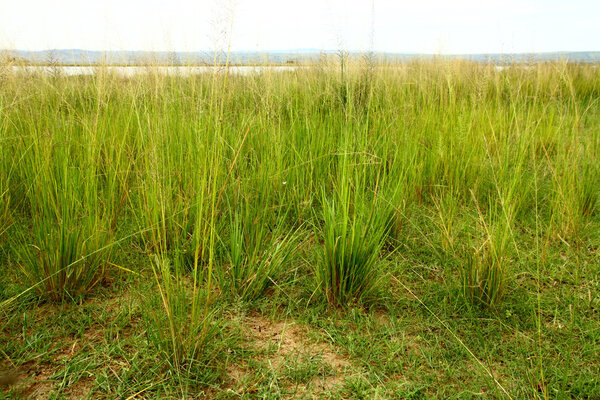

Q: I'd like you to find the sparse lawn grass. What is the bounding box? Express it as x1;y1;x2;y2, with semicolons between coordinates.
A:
0;60;599;398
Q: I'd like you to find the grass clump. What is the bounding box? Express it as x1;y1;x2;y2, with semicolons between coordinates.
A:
138;126;224;376
459;194;516;309
218;195;299;301
17;214;111;302
144;255;222;373
460;250;506;308
316;168;391;306
0;166;10;242
14;131;113;301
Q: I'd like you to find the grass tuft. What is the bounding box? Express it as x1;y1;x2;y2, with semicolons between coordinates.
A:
316;166;391;306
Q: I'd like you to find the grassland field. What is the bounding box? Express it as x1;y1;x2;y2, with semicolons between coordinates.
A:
0;59;599;399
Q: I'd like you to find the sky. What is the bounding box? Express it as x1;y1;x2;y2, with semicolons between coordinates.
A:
1;0;599;54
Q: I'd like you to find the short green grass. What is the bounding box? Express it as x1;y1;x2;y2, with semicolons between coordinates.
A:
0;59;599;399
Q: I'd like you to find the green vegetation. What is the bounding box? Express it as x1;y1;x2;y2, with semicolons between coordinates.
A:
0;60;599;398
316;160;392;306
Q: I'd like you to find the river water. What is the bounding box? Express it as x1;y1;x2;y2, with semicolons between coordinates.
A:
10;65;300;76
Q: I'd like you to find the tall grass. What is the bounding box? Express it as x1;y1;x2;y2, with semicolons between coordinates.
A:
129;73;227;371
315;155;392;306
0;142;10;241
218;196;299;301
0;72;15;243
0;59;597;398
8;78;117;300
0;60;597;310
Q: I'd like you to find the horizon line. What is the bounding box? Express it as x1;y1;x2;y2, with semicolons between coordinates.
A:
5;48;600;56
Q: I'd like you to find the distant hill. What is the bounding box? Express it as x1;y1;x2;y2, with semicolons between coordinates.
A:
3;49;600;65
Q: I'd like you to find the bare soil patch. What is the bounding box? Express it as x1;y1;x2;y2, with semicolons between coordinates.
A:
227;313;352;396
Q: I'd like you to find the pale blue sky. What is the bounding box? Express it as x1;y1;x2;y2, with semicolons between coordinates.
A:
1;0;598;54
